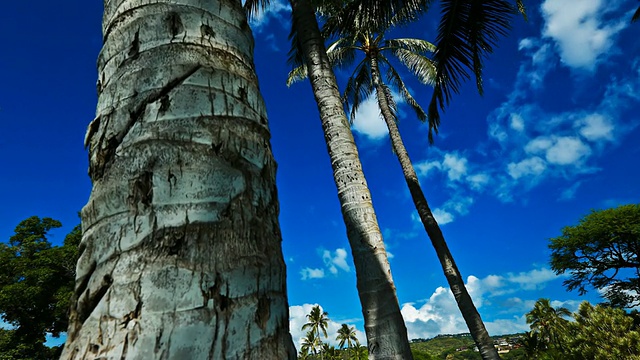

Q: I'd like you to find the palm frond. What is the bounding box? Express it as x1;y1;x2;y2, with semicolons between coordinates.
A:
323;0;433;37
287;64;309;86
427;0;517;143
382;57;427;121
244;0;270;19
389;47;436;86
343;58;373;121
326;38;359;70
515;0;528;21
384;38;437;54
633;4;640;22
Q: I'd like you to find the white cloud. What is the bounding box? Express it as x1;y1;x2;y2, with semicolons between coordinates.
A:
289;304;366;351
507;157;546;180
301;267;325;280
540;0;627;70
432;208;454;225
322;248;351;274
544;137;591;165
577;114;614;141
505;268;561;291
442;154;468;182
351;95;389;140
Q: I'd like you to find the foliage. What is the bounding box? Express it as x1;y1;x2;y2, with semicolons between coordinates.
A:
523;299;640;360
549;203;640;308
565;302;640;360
524;299;570;352
0;217;80;359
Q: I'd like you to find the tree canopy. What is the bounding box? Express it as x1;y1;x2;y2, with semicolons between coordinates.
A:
0;216;79;359
549;203;640;308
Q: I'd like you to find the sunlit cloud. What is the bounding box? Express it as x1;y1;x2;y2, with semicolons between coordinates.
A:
540;0;628;71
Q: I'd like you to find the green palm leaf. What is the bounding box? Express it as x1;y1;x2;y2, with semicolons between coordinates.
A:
427;0;517;143
383;57;428;121
343;58;373;120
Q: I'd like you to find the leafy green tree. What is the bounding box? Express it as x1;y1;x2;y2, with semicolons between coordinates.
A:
566;302;640;360
549;204;640;308
0;217;80;360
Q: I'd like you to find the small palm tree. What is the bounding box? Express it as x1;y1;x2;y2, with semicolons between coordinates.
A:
301;330;321;357
526;298;571;352
336;323;360;358
302;305;330;358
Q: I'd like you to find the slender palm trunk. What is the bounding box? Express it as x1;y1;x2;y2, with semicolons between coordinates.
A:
61;1;296;358
289;1;412;359
370;58;500;360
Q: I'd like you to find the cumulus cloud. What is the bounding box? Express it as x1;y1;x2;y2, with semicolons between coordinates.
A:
351;95;389;140
540;0;627;70
289;304;366;350
401;267;565;339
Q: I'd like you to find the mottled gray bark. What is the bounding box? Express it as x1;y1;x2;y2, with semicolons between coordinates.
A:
61;0;296;359
370;58;500;360
289;1;413;359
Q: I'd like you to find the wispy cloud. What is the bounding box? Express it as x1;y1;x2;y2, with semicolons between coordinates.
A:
300;248;351;280
300;267;325;280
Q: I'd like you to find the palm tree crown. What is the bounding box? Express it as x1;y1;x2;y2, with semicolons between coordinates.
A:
302;305;330;340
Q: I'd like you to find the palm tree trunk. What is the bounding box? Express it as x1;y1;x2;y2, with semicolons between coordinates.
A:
61;1;296;358
289;1;413;359
369;58;500;360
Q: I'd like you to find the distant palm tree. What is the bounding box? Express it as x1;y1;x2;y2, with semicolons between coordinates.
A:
303;305;330;340
321;343;340;360
302;305;330;358
526;298;570;352
336;323;360;358
301;330;322;356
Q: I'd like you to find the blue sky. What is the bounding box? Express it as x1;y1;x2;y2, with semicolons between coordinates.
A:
1;0;639;350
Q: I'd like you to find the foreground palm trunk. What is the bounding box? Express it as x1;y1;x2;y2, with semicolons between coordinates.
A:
61;0;296;358
289;1;413;359
370;61;500;360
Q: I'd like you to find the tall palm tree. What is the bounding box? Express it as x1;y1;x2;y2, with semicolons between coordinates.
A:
289;8;505;360
60;0;296;358
288;0;415;358
288;0;523;358
526;298;571;352
336;323;360;358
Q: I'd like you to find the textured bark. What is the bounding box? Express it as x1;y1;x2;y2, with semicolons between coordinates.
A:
61;0;296;359
370;59;500;360
289;1;413;359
